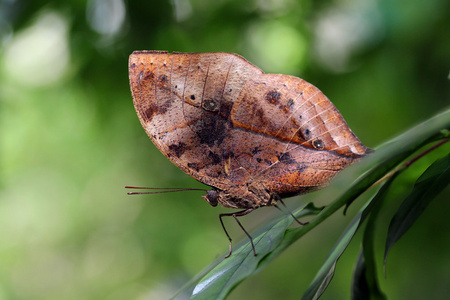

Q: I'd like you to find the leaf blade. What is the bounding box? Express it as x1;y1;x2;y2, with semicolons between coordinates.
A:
351;174;400;300
303;173;398;300
190;203;320;300
384;153;450;268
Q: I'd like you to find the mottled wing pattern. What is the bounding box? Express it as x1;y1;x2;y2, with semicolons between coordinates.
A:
230;73;368;196
128;51;263;190
129;51;368;196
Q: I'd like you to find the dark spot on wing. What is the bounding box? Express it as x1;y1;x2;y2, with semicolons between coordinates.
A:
168;142;187;158
296;128;311;141
144;71;154;80
251;146;262;155
220;100;233;120
143;102;161;121
296;130;304;140
208;151;222;164
278;152;296;164
159;74;167;82
265;90;281;105
256;107;265;121
187;162;200;172
304;129;311;139
280;98;294;112
264;159;273;166
197;113;228;147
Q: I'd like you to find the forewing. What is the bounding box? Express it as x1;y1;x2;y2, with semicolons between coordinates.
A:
128;51;263;189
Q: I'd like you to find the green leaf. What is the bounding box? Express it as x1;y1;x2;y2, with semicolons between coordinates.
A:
171;258;223;300
303;173;398;300
189;203;322;300
352;252;370;300
344;128;450;213
384;153;450;268
351;174;400;300
301;209;365;300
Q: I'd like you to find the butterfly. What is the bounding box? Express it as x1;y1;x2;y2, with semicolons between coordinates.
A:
127;51;369;257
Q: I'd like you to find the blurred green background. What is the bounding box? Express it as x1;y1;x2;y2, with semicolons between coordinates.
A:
1;0;449;299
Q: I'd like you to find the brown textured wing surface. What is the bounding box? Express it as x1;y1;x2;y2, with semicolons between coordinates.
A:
230;73;368;195
128;51;263;189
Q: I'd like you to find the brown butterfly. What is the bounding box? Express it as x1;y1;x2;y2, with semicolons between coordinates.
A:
127;51;369;257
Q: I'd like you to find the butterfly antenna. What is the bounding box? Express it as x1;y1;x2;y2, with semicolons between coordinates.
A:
125;186;207;195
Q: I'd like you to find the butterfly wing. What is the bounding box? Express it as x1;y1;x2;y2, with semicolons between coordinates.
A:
230;73;368;196
129;51;368;196
129;51;263;190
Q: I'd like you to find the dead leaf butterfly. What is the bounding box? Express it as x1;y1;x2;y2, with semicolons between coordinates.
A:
127;51;369;257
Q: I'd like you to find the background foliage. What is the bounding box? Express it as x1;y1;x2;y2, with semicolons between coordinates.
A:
1;0;449;299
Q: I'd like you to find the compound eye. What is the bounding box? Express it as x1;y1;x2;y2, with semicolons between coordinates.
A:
202;190;218;207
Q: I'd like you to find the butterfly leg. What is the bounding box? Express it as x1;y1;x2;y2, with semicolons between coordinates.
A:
272;195;309;225
219;208;255;258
